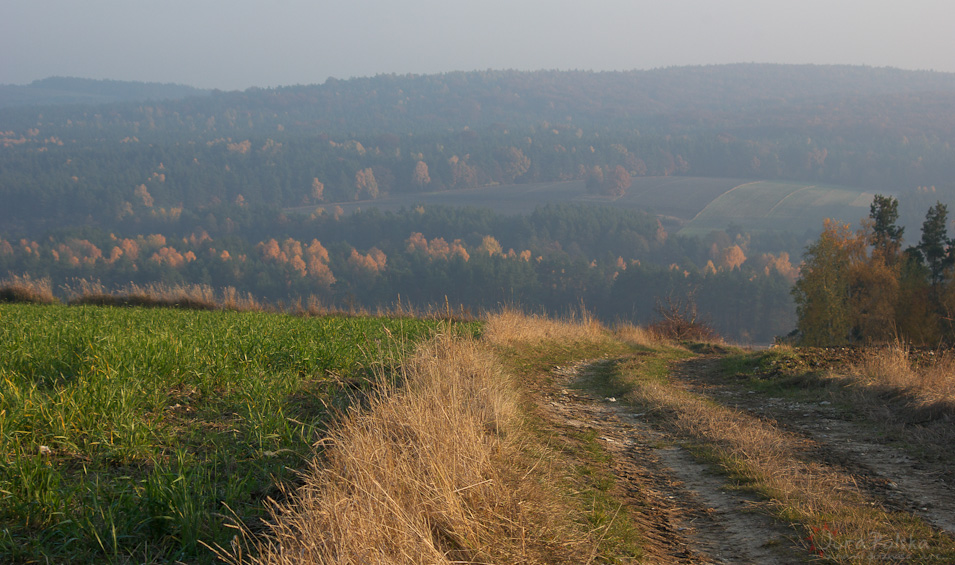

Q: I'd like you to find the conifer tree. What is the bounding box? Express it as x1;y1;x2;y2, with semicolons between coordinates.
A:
916;202;953;287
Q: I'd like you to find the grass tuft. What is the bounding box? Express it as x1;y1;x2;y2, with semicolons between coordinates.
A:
0;274;58;304
845;342;955;413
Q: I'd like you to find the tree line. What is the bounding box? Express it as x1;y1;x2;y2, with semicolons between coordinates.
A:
0;204;797;342
793;196;955;345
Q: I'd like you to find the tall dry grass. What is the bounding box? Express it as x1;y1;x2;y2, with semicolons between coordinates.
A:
232;334;591;564
64;280;266;311
0;274;58;304
844;342;955;412
482;309;667;356
612;323;667;349
482;307;608;346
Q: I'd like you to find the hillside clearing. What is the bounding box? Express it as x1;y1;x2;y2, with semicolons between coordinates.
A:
680;180;879;236
286;176;883;236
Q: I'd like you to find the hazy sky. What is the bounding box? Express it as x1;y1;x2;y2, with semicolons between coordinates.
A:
3;0;954;91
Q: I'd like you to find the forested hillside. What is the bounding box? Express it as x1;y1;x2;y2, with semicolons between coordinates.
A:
0;77;210;109
3;64;955;341
4;65;955;231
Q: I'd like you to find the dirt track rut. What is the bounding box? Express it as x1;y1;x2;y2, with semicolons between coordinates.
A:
535;355;955;563
541;360;805;564
675;356;955;538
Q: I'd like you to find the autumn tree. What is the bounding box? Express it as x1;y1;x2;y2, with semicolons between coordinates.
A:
895;255;938;344
606;165;632;198
795;197;955;345
847;196;904;341
412;161;431;190
501;147;530;182
346;247;387;287
792;219;865;345
849;251;899;342
720;245;747;271
448;156;477;189
311;178;325;202
134;184;154;207
477;235;503;257
305;239;335;288
355;168;378;200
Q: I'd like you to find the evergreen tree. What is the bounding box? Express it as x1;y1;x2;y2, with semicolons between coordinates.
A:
916;202;953;287
868;194;903;264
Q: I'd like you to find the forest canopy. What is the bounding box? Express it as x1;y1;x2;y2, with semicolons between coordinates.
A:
4;64;955;342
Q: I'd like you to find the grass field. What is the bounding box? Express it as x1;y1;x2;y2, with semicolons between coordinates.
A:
680;181;877;236
0;303;473;563
288;176;885;237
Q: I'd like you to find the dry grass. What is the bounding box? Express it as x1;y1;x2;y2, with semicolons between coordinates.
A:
56;280;478;321
230;333;591;564
843;342;955;412
482;307;607;347
823;342;955;469
64;280;266;311
0;274;58;304
612;323;667;349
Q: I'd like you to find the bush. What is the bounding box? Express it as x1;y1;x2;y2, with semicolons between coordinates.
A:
648;296;719;342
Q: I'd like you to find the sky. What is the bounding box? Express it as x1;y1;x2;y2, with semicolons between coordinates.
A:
2;0;954;91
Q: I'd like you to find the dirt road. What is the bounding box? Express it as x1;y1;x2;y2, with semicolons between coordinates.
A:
532;355;955;564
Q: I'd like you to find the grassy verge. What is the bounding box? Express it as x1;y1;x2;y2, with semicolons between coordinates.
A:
482;310;662;562
240;332;597;564
0;303;471;563
601;346;955;563
242;310;670;563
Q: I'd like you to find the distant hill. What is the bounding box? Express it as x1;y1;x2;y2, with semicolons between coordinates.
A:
0;76;210;108
142;64;955;136
1;64;953;234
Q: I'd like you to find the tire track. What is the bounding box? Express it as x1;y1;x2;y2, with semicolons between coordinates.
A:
536;360;806;564
673;356;955;538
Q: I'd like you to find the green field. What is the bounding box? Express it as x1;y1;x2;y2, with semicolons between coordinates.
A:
680;181;877;236
0;304;474;563
290;177;885;237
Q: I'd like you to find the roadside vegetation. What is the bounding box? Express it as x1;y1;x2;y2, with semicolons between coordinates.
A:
235;309;643;564
240;333;597;564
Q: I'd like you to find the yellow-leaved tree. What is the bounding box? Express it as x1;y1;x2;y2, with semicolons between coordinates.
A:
792;219;866;345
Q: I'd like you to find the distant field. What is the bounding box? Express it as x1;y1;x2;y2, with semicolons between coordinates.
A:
0;304;473;563
680;181;879;236
293;177;886;237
